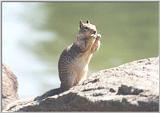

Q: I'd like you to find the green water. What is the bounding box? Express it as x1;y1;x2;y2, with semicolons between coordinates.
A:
23;2;158;72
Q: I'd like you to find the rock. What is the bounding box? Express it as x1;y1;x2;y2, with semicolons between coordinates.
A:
2;64;19;110
4;57;159;112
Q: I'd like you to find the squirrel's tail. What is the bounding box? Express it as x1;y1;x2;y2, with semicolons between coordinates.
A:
34;87;65;101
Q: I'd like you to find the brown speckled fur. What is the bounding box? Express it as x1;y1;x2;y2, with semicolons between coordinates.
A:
58;20;101;91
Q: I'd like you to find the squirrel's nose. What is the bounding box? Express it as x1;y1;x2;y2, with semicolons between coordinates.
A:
93;31;96;34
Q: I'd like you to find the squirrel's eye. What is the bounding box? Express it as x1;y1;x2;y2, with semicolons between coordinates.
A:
84;27;88;30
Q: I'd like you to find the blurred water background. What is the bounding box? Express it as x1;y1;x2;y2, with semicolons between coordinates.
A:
2;2;158;98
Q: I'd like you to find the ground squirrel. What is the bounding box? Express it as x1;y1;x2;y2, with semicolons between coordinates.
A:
35;20;101;100
58;20;101;90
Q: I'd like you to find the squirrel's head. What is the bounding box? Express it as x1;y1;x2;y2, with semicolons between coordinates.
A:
74;20;101;53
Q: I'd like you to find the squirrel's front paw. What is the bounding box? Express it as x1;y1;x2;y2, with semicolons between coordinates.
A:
96;34;101;39
91;34;97;38
91;34;101;39
91;37;101;53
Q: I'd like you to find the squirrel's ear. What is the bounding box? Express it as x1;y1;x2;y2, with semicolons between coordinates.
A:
79;20;83;28
86;20;90;23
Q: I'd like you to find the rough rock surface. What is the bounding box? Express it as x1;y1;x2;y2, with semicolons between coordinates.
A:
4;57;159;112
2;64;19;110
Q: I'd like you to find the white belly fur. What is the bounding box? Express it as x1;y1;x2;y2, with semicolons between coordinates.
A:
70;53;93;85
